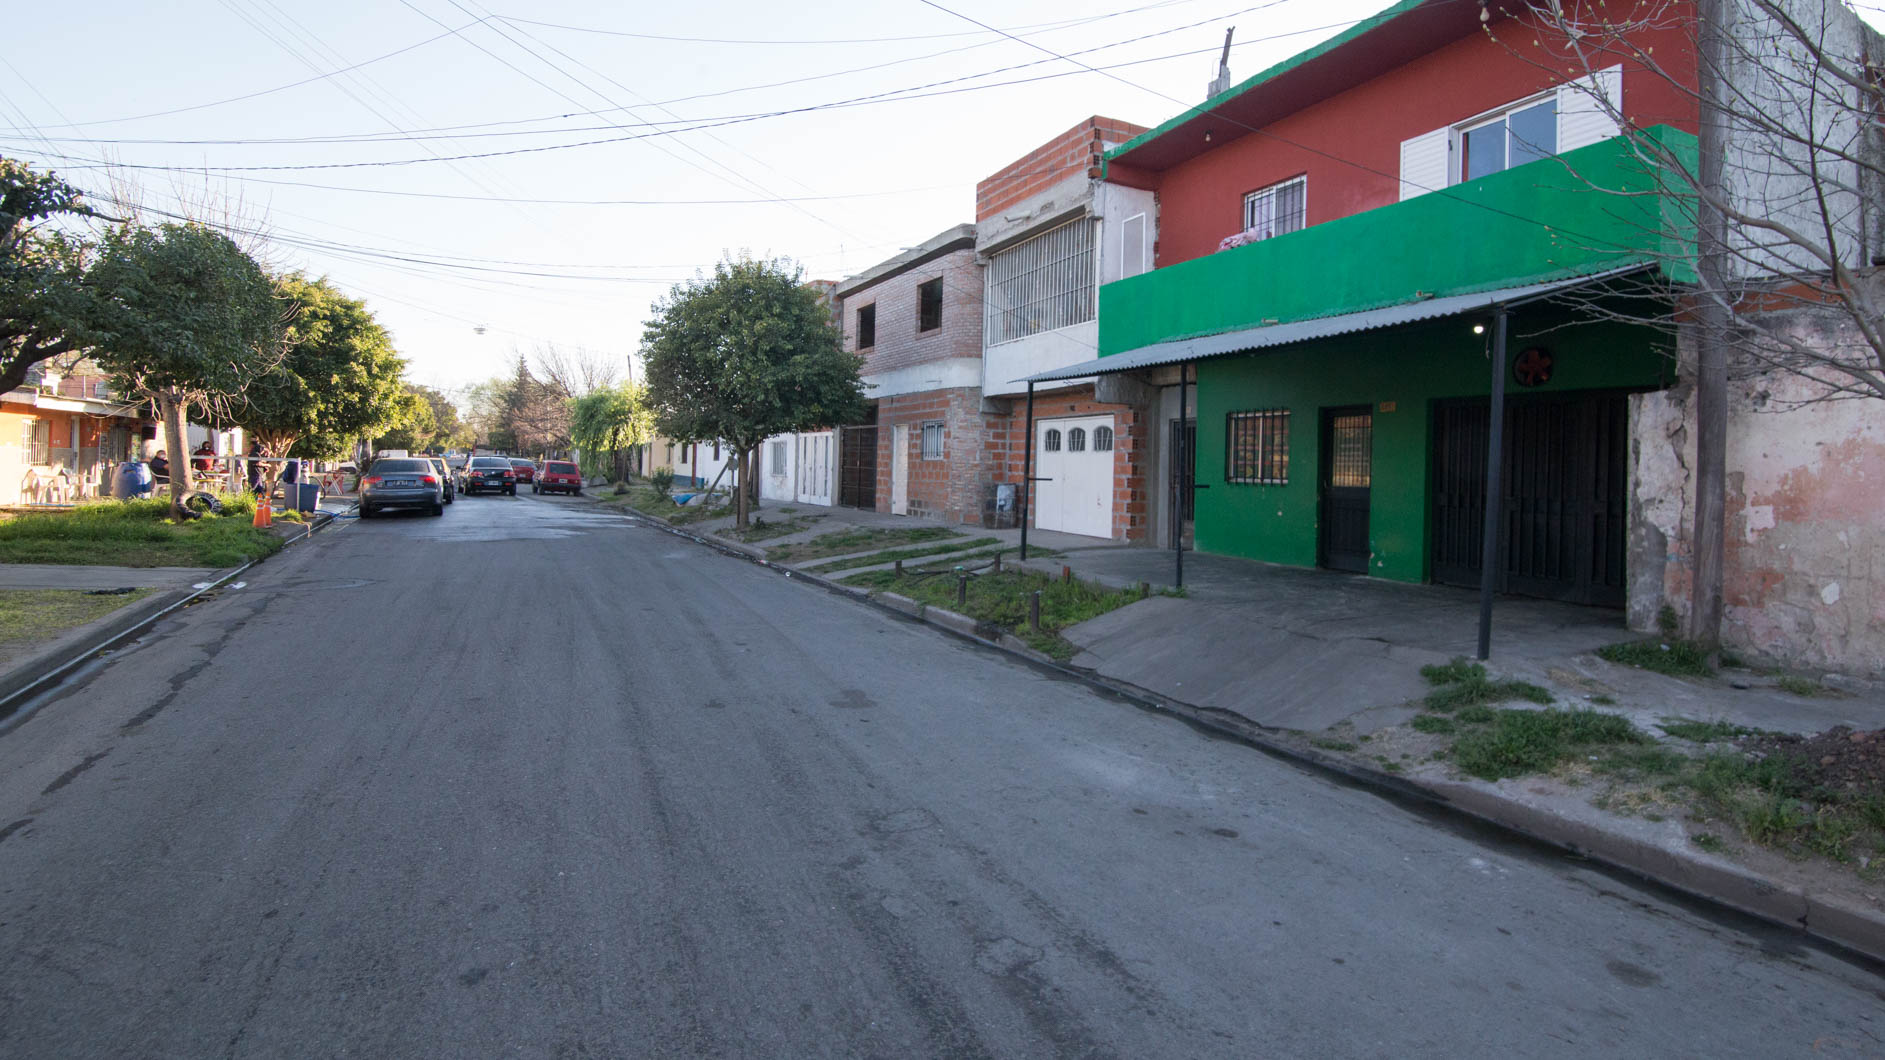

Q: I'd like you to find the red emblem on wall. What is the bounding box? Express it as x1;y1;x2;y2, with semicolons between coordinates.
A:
1513;346;1554;387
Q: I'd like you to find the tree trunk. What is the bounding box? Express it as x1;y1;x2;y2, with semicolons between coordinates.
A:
734;446;751;529
747;445;761;508
158;389;192;519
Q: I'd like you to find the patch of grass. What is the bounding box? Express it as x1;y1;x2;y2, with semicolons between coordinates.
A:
0;587;157;650
668;501;734;526
0;500;283;568
1691;832;1728;854
1591;743;1692;782
1658;717;1753;743
1775;675;1824;698
1411;714;1457;735
768;525;962;565
1596;638;1714;678
808;537;1002;574
1451;708;1649;781
1311;738;1358;752
839;567;1147;661
1420;658;1486;686
1589;694;1617;706
1425;677;1554;713
724;515;818;543
1455;704;1496;725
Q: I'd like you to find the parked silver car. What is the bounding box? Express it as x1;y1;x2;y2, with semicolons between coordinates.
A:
359;458;444;518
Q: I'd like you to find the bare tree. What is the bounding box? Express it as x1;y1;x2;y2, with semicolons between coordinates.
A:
531;342;621;400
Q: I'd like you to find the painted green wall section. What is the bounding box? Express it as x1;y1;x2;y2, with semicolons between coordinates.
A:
1192;311;1673;580
1099;127;1699;357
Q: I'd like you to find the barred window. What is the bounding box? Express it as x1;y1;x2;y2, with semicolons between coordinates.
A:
921;422;944;460
1226;409;1290;484
1067;427;1086;452
1242;176;1307;241
1043;428;1062;452
1093;426;1114;451
985;219;1094;345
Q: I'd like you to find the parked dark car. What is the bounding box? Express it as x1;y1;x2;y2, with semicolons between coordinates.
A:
462;455;517;496
535;460;582;495
358;458;444;518
427;457;456;504
510;458;537;485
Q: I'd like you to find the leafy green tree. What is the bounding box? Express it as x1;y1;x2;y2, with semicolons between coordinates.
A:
570;382;655;483
91;222;281;516
641;257;865;528
0;159;106;396
373;386;437;454
224;274;405;465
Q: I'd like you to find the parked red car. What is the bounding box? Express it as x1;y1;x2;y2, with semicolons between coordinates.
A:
535;460;582;495
509;458;536;484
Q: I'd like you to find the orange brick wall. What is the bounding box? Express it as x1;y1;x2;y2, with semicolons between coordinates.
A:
976;116;1150;224
983;385;1153;542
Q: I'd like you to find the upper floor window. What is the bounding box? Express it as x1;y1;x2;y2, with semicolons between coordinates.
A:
917;278;943;332
1242;176;1307;241
986;219;1094;345
1462;98;1556;182
855;303;876;349
1399;66;1622;201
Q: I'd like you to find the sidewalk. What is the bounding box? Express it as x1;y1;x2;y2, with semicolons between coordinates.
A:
633;494;1885;962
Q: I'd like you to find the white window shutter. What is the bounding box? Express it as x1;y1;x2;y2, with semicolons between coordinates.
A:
1558;64;1623;153
1399;128;1450;200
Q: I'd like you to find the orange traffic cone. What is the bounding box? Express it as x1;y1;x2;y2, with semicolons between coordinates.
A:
253;496;272;528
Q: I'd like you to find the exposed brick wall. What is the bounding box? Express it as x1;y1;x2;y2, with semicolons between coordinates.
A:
976;116;1150;224
874;387;995;526
841;247;982;379
983;386;1153;542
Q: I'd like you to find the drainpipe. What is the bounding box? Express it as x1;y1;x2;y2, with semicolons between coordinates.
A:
1476;309;1510;660
1021;381;1036;561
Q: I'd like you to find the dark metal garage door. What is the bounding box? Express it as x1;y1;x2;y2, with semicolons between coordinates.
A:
839;426;877;510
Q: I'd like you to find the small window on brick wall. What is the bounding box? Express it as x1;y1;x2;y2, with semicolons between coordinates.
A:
856;303;876;349
1093;425;1114;451
1227;409;1290;484
921;422;944;460
918;278;943;332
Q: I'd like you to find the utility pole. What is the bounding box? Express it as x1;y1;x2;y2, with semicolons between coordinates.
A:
1692;0;1731;653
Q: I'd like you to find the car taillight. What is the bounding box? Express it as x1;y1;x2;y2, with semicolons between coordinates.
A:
421;475;437;485
503;471;514;479
363;475;382;486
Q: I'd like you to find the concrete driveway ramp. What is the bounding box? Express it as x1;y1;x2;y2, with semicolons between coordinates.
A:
1064;597;1444;731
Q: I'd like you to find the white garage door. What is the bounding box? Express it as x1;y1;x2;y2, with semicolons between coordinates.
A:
1034;415;1115;538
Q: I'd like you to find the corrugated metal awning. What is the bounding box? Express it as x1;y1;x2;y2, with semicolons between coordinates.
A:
1019;263;1656;384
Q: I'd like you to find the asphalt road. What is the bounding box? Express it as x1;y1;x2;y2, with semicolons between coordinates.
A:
1;493;1881;1058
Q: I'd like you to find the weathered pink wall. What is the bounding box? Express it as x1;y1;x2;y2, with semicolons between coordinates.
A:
1631;370;1885;678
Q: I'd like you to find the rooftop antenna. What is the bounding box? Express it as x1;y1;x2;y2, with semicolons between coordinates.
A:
1208;27;1235;99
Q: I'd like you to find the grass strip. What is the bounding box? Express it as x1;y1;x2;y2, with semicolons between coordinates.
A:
837;567;1149;660
808;537;1001;573
0;498;284;568
0;587;157;651
1596;638;1715;677
1451;708;1649;780
767;525;961;565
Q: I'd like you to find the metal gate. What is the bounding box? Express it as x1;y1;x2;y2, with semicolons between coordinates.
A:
1319;408;1373;573
1430;392;1629;606
839;426;877;510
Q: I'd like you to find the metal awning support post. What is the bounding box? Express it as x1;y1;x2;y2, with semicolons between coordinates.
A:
1476;309;1510;661
1020;381;1036;561
1175;362;1189;589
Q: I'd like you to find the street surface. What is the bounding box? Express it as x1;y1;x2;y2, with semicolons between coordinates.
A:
1;493;1881;1057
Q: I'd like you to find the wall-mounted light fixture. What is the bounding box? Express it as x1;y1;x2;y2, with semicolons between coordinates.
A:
1472;323;1486;335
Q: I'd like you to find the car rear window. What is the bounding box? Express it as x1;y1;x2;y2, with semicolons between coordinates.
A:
511;459;533;466
470;457;512;468
370;459;430;473
547;462;578;474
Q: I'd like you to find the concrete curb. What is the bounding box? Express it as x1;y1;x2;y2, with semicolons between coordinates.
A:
596;495;1885;965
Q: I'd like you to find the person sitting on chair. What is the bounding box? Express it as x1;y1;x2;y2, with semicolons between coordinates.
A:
148;449;169;483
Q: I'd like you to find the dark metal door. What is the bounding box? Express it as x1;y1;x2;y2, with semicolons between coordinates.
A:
1429;392;1629;606
1168;419;1195;550
839;426;877;510
1319;408;1373;574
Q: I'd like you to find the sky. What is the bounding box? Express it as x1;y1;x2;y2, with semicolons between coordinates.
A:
7;0;1883;409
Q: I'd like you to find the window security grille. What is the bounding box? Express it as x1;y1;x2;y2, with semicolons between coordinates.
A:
1227;409;1290;484
985;220;1094;345
1242;177;1307;241
1068;427;1087;452
921;422;944;460
1093;425;1114;451
1328;413;1373;488
1043;428;1062;452
769;440;787;473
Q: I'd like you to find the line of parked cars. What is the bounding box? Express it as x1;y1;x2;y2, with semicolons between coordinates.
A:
357;454;585;518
